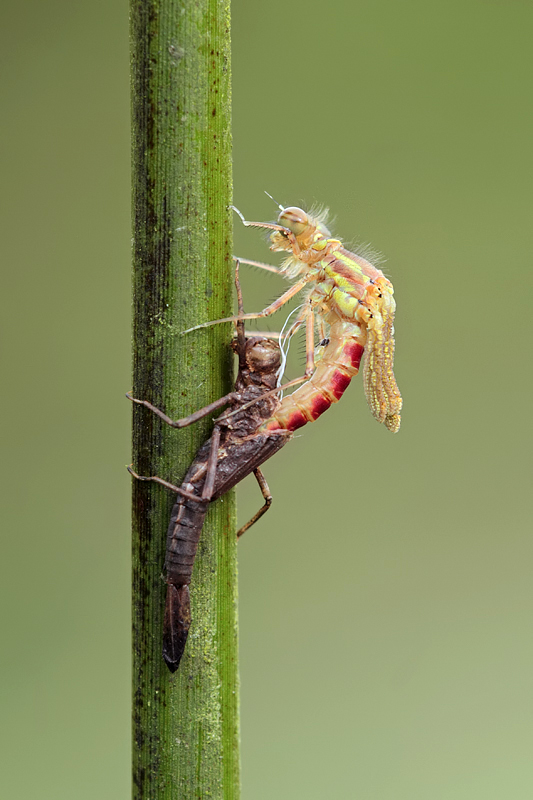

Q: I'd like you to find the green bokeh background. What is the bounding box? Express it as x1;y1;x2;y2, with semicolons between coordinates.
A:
1;1;532;798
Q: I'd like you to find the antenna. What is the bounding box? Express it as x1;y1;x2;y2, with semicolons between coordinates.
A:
264;191;284;212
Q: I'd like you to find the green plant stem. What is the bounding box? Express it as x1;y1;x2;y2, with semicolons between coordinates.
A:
130;0;238;797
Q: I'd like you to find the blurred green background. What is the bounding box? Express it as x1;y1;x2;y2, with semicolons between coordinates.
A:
1;0;532;797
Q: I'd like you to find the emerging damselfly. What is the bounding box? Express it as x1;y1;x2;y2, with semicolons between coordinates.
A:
187;201;402;434
131;203;402;671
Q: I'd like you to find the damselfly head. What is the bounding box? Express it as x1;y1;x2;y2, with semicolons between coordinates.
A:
278;207;309;236
269;206;312;252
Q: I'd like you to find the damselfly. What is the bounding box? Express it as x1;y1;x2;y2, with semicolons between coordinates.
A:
188;203;402;434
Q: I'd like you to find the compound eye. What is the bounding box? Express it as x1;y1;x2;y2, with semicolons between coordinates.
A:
278;207;308;236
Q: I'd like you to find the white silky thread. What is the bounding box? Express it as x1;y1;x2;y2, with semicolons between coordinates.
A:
277;304;304;396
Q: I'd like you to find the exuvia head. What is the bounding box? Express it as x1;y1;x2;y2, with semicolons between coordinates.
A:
244;337;281;374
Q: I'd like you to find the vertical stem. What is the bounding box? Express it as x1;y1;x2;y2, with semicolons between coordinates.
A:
130;1;238;798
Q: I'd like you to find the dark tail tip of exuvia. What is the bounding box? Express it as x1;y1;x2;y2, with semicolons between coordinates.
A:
162;651;182;673
163;582;191;673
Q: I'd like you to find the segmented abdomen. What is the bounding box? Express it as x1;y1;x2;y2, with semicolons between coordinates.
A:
162;477;209;671
162;428;290;672
164;482;209;585
261;320;364;432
